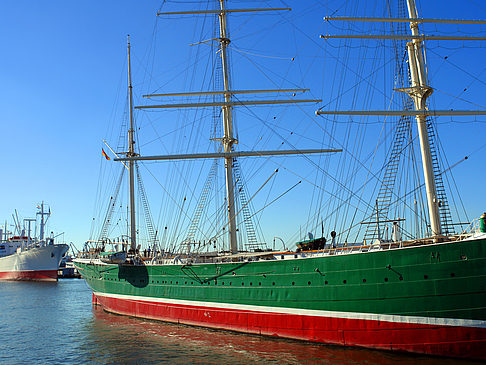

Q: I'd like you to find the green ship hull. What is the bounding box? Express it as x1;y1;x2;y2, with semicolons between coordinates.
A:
75;235;486;360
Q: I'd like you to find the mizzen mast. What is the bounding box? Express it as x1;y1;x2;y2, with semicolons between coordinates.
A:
404;0;441;238
319;5;486;241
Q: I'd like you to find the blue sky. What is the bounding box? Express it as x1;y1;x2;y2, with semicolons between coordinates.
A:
0;0;162;245
0;0;485;250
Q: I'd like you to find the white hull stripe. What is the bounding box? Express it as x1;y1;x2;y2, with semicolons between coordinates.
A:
94;291;486;329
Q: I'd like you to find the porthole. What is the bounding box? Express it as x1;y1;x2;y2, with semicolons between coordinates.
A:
292;282;295;286
325;281;328;285
250;282;252;286
343;280;347;284
272;282;275;286
362;279;367;283
384;277;388;282
307;281;311;285
242;282;244;286
424;275;428;279
450;273;455;277
259;282;261;286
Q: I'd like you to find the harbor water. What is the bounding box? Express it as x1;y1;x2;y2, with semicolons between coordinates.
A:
0;280;477;364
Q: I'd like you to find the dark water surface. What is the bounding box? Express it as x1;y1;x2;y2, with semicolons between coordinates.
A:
0;280;477;364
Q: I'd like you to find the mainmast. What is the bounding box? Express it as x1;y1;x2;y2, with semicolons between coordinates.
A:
127;35;137;251
405;0;441;239
217;0;238;254
123;3;339;255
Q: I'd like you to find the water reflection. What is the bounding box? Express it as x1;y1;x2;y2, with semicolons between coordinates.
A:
84;306;470;365
0;280;475;364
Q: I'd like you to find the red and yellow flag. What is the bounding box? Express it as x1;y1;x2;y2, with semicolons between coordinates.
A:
102;148;111;160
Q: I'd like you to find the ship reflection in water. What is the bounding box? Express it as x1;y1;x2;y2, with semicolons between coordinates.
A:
85;306;469;365
0;280;475;364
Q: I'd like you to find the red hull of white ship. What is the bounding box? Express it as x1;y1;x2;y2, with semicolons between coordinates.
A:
0;245;68;282
0;269;58;281
93;292;486;361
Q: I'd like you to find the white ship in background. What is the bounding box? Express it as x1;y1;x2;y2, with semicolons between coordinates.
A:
0;203;68;281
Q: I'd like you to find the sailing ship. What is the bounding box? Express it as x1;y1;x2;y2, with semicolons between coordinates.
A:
0;203;69;281
74;0;486;360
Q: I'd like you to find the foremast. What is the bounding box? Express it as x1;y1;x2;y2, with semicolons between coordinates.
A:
127;35;137;252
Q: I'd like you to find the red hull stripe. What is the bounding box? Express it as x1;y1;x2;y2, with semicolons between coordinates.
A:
94;292;486;329
0;270;58;281
94;292;486;360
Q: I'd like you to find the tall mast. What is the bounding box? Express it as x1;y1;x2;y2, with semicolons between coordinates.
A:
127;35;137;251
130;4;330;254
405;0;442;239
320;12;486;240
218;0;238;254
